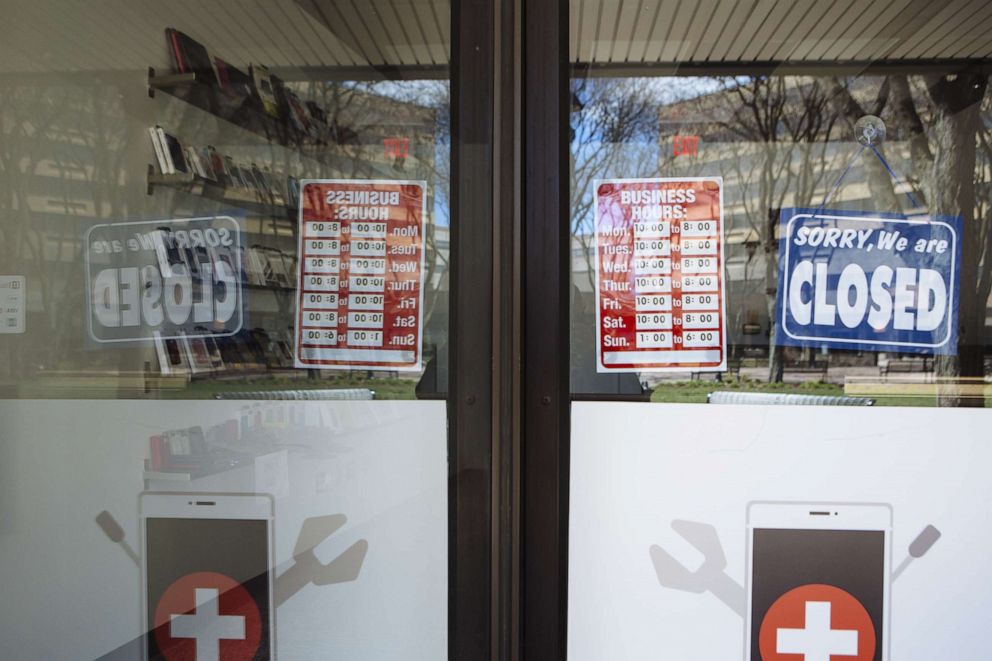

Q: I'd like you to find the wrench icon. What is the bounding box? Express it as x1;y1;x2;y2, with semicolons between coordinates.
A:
96;510;368;607
649;520;746;616
275;513;368;607
649;519;940;618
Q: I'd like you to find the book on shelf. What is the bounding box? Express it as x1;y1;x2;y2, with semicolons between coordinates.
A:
181;331;216;374
166;28;219;87
149;126;171;174
262;247;291;287
213;57;252;104
245;247;269;286
161;130;189;174
250;64;280;118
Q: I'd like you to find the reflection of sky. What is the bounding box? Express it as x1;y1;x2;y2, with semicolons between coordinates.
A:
570;77;729;235
358;81;451;227
365;76;723;231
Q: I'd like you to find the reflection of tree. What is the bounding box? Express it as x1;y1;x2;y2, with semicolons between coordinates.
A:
355;80;450;340
0;76;449;387
829;72;991;405
570;76;662;291
926;73;989;405
0;83;130;378
680;72;991;397
693;76;841;381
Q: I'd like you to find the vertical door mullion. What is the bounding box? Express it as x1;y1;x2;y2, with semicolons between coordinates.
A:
450;0;496;658
520;0;570;659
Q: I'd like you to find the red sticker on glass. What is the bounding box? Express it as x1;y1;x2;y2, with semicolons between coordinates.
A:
758;583;876;660
154;571;262;661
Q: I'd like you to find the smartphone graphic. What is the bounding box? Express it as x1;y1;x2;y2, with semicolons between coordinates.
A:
745;502;891;661
141;493;275;660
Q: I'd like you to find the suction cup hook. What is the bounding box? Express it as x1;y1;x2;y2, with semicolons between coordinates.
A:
855;115;886;146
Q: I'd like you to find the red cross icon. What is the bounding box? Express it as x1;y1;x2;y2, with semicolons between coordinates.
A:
758;583;876;661
154;571;262;661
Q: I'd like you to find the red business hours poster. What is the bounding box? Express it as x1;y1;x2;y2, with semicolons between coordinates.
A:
294;179;426;370
595;178;726;372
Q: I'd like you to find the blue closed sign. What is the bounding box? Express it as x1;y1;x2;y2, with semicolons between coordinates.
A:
776;209;961;355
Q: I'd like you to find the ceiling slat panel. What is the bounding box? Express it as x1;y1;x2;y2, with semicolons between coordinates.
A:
611;0;643;62
332;0;388;66
406;0;445;65
302;0;371;66
276;1;333;66
908;2;991;60
722;0;780;62
577;0;602;65
291;1;356;66
707;0;761;61
403;3;436;66
925;6;992;59
888;2;979;59
808;1;881;61
942;12;992;58
967;41;992;58
594;0;623;63
247;0;316;68
785;0;860;60
4;3;64;73
570;0;582;61
740;0;794;62
756;1;814;61
624;0;667;64
0;0;450;74
220;2;292;66
771;0;838;61
654;0;702;62
809;2;888;61
430;0;450;65
382;0;427;65
681;0;722;62
822;0;908;63
9;0;992;76
819;0;901;61
33;2;132;71
848;0;944;60
355;2;411;65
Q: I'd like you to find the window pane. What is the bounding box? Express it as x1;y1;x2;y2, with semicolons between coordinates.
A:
0;5;451;401
0;2;453;659
568;3;992;661
570;12;992;407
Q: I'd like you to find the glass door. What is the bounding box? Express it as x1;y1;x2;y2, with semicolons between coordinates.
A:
0;2;496;660
535;1;992;660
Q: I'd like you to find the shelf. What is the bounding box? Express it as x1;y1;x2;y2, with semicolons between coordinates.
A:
147;164;296;219
244;283;296;294
143;470;192;482
147;70;196;95
147;66;310;151
145;67;405;181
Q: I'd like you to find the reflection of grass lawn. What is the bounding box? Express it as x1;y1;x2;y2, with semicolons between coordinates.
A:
161;375;418;400
7;372;419;400
649;379;844;404
10;373;987;407
647;379;981;407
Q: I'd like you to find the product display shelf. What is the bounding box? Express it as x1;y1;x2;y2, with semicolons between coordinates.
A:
147;67;297;149
146;66;352;163
146;164;297;219
147;67;405;181
244;282;296;294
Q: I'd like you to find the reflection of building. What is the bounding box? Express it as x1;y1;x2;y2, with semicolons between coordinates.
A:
1;74;447;385
570;76;992;359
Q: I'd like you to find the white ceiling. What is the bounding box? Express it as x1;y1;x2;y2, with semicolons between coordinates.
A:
570;0;992;65
0;0;987;76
